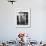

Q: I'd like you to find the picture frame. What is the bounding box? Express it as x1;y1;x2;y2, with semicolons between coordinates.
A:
16;8;31;28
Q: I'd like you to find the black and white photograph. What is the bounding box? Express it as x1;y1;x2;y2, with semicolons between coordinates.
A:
16;8;31;28
17;12;28;25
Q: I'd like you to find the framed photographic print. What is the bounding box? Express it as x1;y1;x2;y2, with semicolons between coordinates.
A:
16;8;31;28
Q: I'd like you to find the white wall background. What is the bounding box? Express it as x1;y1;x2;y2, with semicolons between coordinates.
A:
0;0;46;42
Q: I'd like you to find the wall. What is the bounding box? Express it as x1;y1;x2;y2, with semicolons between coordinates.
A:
0;0;46;42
